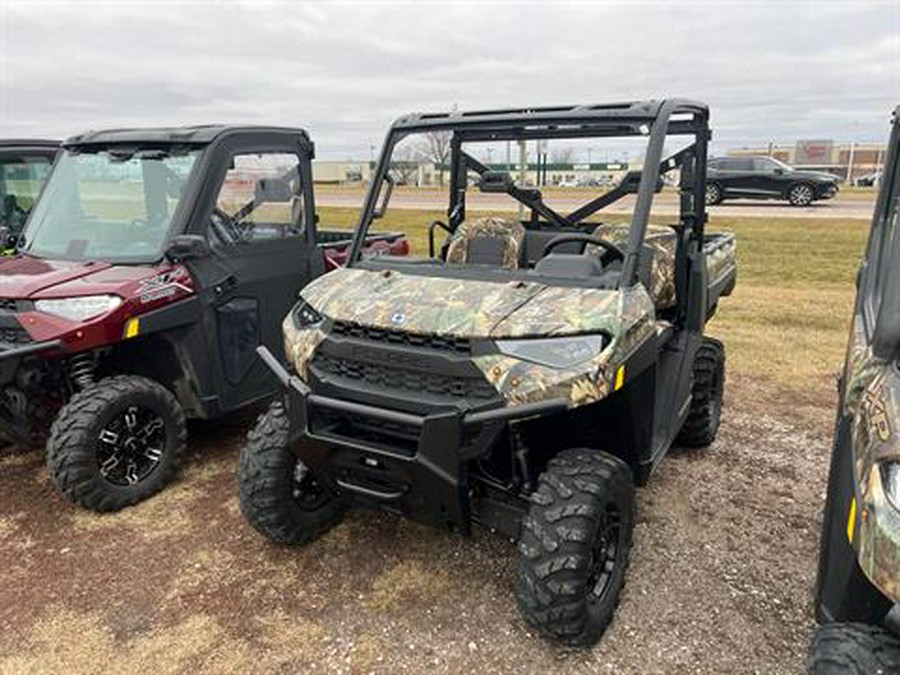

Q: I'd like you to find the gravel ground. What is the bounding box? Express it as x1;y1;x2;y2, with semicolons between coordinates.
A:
0;375;833;675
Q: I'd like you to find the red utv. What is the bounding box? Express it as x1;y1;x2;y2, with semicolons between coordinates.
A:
0;125;407;511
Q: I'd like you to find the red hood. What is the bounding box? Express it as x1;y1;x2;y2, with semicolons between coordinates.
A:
0;255;164;299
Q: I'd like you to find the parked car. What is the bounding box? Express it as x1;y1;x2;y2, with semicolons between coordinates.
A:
855;170;883;187
0;125;408;511
706;156;839;206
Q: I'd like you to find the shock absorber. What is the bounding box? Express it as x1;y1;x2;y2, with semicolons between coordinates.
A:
511;423;534;494
69;353;95;391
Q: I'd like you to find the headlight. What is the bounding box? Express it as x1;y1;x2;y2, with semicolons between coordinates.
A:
880;461;900;512
495;335;607;369
35;295;122;322
291;299;323;329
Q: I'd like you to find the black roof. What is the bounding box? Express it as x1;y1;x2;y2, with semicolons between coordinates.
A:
63;124;310;147
391;99;708;132
0;139;60;149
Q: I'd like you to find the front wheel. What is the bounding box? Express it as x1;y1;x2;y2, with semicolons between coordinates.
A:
516;448;635;647
47;375;186;511
809;623;900;674
788;182;816;206
705;182;723;205
239;400;343;544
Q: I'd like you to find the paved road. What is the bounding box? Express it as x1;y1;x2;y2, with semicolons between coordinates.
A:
316;186;876;220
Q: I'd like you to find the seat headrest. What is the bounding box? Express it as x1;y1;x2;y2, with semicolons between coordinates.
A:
445;216;525;269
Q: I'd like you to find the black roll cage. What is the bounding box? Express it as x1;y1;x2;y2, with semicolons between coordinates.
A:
348;99;710;289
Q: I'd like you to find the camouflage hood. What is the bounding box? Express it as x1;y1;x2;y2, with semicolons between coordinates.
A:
287;266;657;409
299;267;630;339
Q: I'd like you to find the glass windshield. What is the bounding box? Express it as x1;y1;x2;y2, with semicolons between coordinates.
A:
23;146;200;262
0;153;54;237
769;157;794;172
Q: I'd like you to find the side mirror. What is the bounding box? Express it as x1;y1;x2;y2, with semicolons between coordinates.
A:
774;168;785;176
165;234;210;261
478;171;514;193
254;177;293;203
0;226;12;250
372;173;395;220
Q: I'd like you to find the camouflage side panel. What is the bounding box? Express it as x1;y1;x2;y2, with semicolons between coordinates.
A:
588;223;676;310
475;285;657;407
843;314;900;602
445;216;525;269
706;234;737;285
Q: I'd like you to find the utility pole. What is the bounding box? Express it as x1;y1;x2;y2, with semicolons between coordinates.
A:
506;140;511;172
846;141;855;184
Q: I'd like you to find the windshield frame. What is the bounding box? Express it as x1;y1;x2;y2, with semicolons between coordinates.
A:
347;100;710;291
20;143;206;264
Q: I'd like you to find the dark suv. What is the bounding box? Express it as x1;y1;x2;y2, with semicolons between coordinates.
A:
706;156;839;207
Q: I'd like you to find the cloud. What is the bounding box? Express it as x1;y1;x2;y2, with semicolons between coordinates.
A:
1;0;898;157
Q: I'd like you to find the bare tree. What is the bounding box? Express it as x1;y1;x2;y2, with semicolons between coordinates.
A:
390;144;420;186
417;131;452;186
550;147;574;165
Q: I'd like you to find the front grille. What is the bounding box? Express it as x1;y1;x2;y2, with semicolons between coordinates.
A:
310;406;419;456
313;353;497;401
0;326;31;345
0;299;19;313
330;320;471;354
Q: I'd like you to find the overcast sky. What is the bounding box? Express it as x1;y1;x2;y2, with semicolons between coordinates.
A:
1;0;898;158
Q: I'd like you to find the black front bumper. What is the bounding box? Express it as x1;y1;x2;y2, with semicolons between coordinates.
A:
257;346;566;532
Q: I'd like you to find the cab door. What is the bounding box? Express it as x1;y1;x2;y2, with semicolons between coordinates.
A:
185;132;323;413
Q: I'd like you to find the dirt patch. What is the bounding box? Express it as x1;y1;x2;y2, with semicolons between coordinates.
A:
0;381;830;674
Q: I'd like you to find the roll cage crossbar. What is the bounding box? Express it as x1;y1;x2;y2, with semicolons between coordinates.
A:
349;99;710;288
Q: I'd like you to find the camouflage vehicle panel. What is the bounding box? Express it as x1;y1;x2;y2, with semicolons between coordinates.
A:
289;267;657;408
843;315;900;600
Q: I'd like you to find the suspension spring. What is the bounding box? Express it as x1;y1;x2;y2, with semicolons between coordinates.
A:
69;354;95;390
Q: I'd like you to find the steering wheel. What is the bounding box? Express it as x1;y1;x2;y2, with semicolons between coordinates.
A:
541;233;625;263
211;207;250;244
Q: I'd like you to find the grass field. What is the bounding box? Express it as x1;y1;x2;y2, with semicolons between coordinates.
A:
319;206;870;399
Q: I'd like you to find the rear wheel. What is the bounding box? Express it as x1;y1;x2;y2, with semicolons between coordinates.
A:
516;448;635;647
788;182;816;206
47;375;186;511
677;337;726;448
239;400;343;544
809;623;900;674
705;182;723;205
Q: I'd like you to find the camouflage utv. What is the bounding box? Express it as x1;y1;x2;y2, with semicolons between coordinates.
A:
811;107;900;674
239;100;737;646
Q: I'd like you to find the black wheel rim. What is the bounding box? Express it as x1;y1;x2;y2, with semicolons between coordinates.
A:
588;504;622;604
291;460;331;511
97;405;166;486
